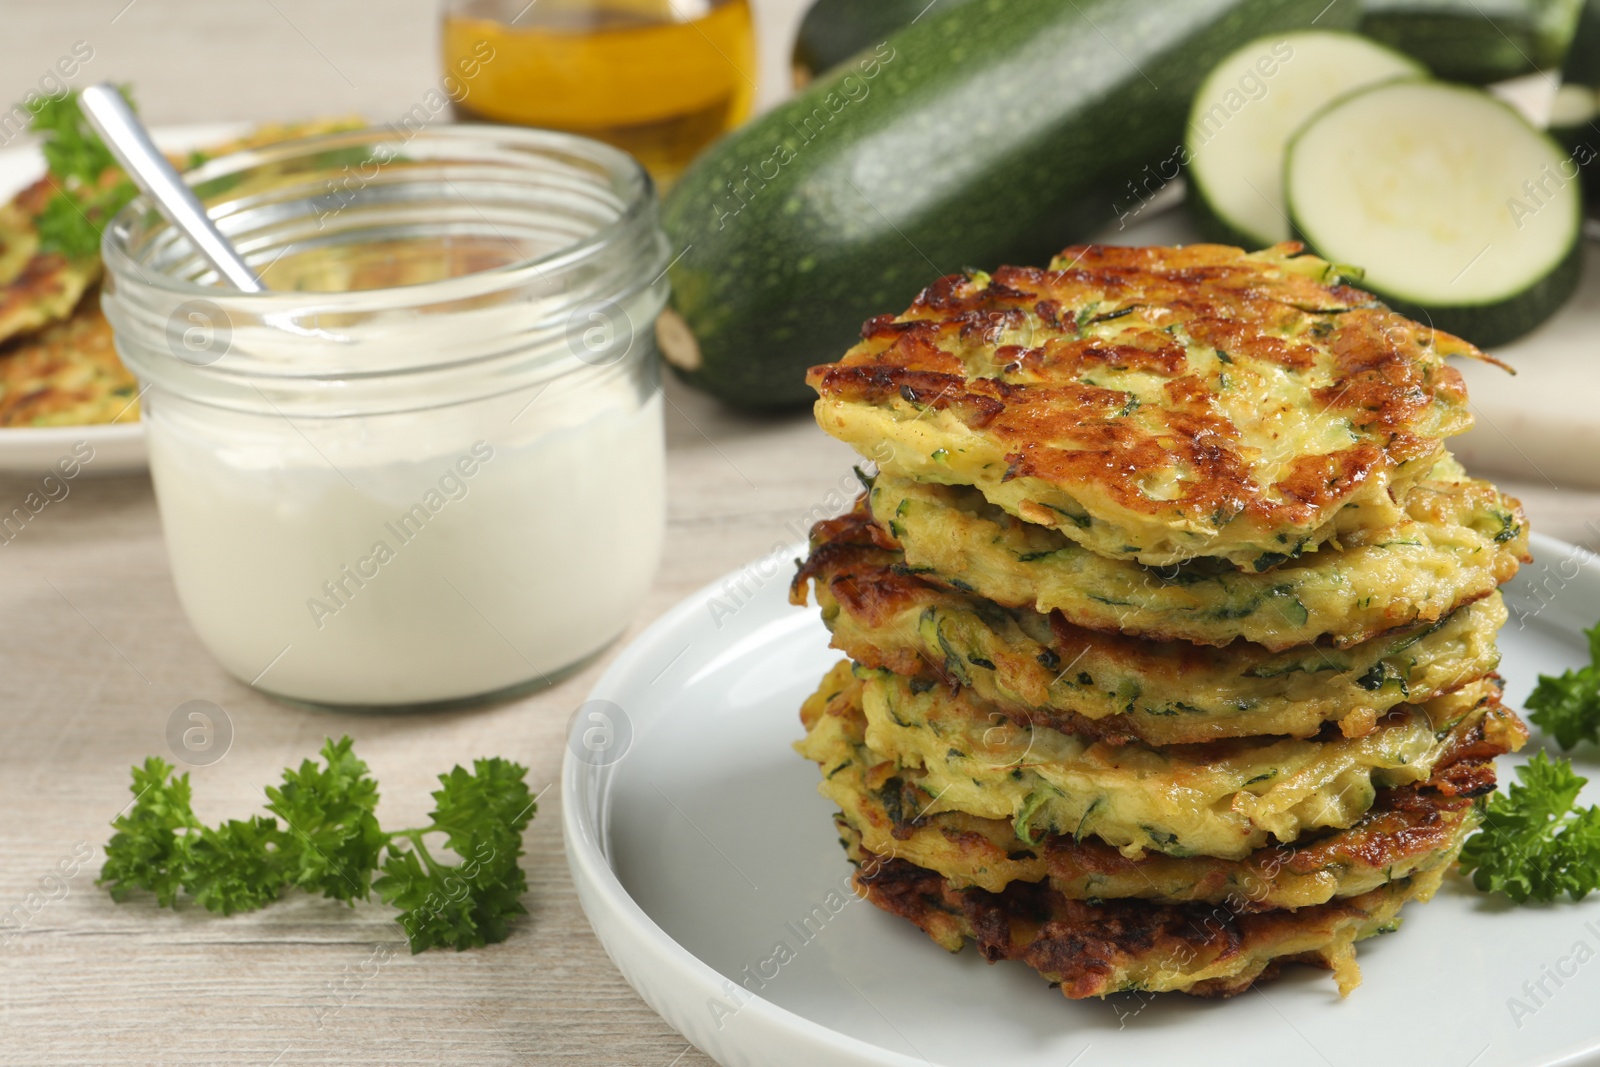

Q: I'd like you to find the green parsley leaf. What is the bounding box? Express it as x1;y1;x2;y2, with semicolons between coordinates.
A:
99;757;199;907
185;816;288;916
264;736;386;904
376;757;536;952
1525;621;1600;750
24;87;139;260
29;90;121;184
99;739;536;952
1459;751;1600;903
32;178;134;260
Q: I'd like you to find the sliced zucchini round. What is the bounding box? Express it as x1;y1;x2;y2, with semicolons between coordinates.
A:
1186;30;1422;248
1286;79;1582;348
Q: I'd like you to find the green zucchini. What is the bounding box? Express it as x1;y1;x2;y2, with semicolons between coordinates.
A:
1550;0;1600;207
1359;0;1586;84
1286;80;1582;348
1186;30;1423;247
658;0;1357;409
790;0;980;88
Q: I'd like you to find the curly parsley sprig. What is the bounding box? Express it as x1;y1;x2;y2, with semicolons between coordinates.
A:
25;88;139;260
1525;621;1600;750
99;737;536;952
1459;751;1600;904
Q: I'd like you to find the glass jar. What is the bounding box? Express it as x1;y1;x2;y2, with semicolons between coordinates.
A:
440;0;757;185
101;126;670;710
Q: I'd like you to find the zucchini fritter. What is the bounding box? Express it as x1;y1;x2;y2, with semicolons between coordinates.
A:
808;242;1479;570
857;665;1500;861
794;500;1507;744
0;294;138;426
871;459;1526;651
0;176;99;346
799;664;1523;908
794;239;1526;1003
845;824;1447;999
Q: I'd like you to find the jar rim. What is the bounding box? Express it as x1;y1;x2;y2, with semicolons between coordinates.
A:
99;123;671;417
101;123;659;310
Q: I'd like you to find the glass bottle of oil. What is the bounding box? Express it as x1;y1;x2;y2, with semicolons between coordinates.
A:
441;0;757;186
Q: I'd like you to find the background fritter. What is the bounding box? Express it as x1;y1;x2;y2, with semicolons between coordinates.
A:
0;176;99;346
0;118;364;427
0;293;137;427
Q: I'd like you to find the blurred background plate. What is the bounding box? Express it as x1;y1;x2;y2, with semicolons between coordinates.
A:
0;421;143;476
0;122;244;477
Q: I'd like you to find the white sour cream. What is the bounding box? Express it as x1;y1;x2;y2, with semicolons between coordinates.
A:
147;388;663;707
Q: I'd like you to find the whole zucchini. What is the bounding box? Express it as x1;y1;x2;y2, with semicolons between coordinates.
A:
1551;0;1600;207
659;0;1355;409
791;0;979;87
1359;0;1585;84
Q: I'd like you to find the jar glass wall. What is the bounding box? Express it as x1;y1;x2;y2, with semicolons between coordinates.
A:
102;126;669;710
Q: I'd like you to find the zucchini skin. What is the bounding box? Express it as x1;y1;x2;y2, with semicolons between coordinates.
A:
1288;201;1583;349
1358;0;1586;84
1565;0;1600;85
1361;239;1584;350
1552;0;1600;206
660;0;1357;409
790;0;979;87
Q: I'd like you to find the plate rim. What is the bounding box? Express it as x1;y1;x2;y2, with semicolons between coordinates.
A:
563;528;1597;1067
0;421;142;445
563;537;930;1067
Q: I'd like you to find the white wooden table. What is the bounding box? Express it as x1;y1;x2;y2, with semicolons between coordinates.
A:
0;3;1596;1064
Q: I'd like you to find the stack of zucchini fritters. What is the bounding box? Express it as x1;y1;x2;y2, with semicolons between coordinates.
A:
792;243;1530;999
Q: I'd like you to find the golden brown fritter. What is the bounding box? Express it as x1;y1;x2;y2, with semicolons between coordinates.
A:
808;242;1480;570
860;666;1498;860
845;824;1446;999
0;175;100;345
799;663;1523;909
0;291;137;426
869;459;1527;651
793;501;1507;744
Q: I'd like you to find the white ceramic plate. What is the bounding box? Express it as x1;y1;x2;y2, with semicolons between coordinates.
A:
565;533;1600;1067
0;123;245;477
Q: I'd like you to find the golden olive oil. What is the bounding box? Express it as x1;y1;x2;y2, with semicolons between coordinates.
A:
442;0;757;185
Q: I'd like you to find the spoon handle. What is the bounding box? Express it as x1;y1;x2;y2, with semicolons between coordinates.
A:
79;83;264;293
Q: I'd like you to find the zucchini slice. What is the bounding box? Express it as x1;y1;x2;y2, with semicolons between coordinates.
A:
1286;79;1582;348
1187;31;1422;247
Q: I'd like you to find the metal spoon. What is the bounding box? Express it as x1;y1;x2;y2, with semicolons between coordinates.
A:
79;83;264;293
